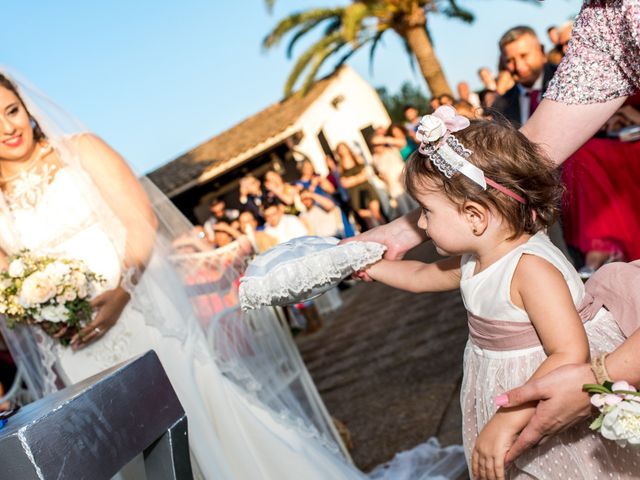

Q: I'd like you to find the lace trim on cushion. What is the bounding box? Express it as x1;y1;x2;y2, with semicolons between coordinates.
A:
239;241;386;310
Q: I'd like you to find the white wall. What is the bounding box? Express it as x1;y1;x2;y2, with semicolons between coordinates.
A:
294;67;391;175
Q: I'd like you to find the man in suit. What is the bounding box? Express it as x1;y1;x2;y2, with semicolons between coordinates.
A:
492;26;556;127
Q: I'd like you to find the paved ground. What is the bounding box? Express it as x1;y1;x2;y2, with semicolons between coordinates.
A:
296;242;470;475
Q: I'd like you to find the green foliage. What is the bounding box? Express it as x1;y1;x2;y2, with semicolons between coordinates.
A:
263;0;517;96
376;81;430;124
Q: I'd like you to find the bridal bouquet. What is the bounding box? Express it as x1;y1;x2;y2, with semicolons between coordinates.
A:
584;380;640;446
0;250;104;345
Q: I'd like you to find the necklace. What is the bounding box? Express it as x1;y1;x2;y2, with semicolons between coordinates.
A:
0;144;53;183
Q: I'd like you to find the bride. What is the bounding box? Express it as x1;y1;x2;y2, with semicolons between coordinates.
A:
0;70;366;479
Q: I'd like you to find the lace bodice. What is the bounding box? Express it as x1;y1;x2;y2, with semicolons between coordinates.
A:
3;166;122;291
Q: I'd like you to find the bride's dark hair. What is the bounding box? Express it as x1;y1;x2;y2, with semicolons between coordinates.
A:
0;73;47;143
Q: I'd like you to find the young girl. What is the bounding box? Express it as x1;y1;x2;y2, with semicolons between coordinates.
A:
366;107;637;479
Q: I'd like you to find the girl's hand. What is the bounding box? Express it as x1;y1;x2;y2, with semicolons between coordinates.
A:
498;363;595;464
70;287;131;349
472;414;518;480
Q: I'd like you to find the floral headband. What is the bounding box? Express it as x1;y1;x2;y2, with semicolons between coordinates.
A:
416;106;526;205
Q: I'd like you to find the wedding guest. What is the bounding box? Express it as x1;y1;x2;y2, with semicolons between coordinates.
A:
492;26;556;127
263;170;300;215
238;210;278;253
294;159;335;198
495;56;515;95
438;93;455;106
560;104;640;273
456;81;481;109
335;142;385;229
557;20;574;56
453;100;479;120
238;174;265;224
299;190;344;238
365;114;637;479
324;155;358;237
546;25;564;65
478;67;497;92
370;129;416;217
429;97;440;112
210;221;244;249
387;123;416;161
403;104;421;144
261;197;308;244
478;89;498;110
203;198;239;238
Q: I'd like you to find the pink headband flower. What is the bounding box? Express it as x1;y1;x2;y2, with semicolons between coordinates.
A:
416;105;470;144
416;105;528;207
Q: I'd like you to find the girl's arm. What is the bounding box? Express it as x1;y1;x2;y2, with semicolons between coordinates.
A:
516;255;590;375
366;255;461;293
472;254;589;479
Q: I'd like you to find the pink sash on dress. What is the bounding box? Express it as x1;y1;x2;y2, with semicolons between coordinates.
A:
467;313;543;351
468;260;640;351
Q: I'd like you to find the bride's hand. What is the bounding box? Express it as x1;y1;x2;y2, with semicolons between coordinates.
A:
70;287;131;350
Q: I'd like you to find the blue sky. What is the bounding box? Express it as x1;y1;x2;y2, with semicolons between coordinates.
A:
2;0;581;174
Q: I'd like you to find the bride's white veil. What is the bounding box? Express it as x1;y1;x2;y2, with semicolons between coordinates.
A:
0;66;349;463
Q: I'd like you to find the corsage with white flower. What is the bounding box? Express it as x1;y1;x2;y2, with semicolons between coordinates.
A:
0;250;105;345
584;380;640;446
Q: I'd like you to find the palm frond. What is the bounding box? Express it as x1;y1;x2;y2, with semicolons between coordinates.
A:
342;3;370;43
284;31;344;95
334;39;367;69
439;0;474;23
299;42;348;95
324;17;342;36
368;28;389;75
286;17;333;59
263;8;344;49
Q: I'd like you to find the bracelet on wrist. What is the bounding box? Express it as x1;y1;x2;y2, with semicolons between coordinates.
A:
590;353;611;385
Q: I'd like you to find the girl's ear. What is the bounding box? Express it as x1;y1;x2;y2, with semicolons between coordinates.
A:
462;200;488;236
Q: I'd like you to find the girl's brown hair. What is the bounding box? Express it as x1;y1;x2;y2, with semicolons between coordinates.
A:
0;74;46;143
405;119;561;238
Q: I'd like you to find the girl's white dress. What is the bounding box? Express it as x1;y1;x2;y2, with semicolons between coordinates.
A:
459;232;638;479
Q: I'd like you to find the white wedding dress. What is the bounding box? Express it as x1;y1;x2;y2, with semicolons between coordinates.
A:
3;164;365;480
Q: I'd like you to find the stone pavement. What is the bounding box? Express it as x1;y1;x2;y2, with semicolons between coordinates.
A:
296;242;470;475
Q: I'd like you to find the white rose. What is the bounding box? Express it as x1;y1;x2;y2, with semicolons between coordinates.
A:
0;278;12;291
44;261;71;284
19;272;57;307
601;400;640;445
56;289;77;304
416;115;447;143
8;259;26;278
37;304;69;323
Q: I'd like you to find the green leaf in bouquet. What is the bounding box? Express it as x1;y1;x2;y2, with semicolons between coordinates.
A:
589;414;604;431
583;383;612;394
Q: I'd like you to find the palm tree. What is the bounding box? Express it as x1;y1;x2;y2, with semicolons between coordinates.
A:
263;0;477;97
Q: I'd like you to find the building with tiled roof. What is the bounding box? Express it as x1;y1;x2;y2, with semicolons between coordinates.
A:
146;66;390;223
